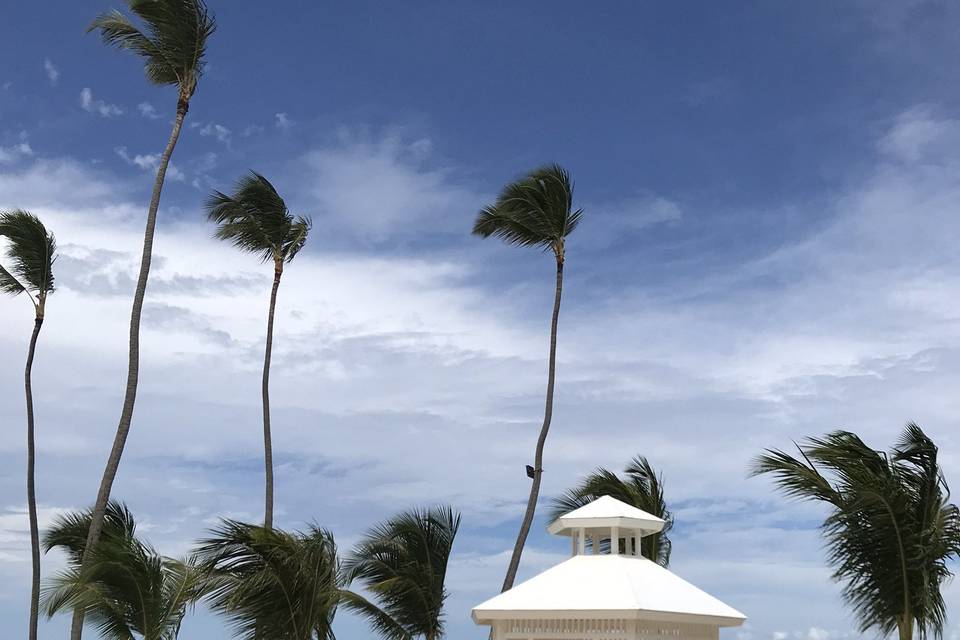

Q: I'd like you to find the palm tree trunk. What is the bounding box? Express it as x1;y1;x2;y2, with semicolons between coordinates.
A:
25;315;43;640
71;98;189;640
500;256;564;592
262;259;283;530
898;617;913;640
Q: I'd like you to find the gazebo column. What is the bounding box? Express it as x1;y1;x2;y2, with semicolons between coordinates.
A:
578;528;586;555
611;526;619;555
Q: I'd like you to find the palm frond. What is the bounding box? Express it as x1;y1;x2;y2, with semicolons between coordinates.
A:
206;172;311;264
195;519;342;640
0;209;56;299
344;506;460;640
43;501;137;565
549;456;673;566
473;164;580;254
89;0;216;95
753;424;960;638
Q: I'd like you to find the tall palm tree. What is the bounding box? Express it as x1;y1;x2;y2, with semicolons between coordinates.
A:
205;172;311;529
43;521;206;640
79;4;215;638
0;209;56;640
195;520;341;640
752;423;960;640
473;164;581;591
43;502;138;564
549;456;673;566
344;506;461;640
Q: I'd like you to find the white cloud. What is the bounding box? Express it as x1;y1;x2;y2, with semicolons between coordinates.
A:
299;129;483;239
0;142;32;165
275;112;294;130
115;146;185;182
137;101;160;119
241;124;264;137
198;122;231;145
42;58;59;85
79;87;123;118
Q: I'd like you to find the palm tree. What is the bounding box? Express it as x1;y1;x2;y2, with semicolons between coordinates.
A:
473;164;581;591
194;520;341;640
43;502;138;563
344;506;461;640
43;521;206;640
205;172;311;529
549;456;673;566
752;423;960;640
79;4;215;638
0;209;56;640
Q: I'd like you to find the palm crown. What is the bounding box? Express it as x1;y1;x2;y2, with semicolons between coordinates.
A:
206;172;311;265
0;209;56;313
195;520;342;640
550;456;674;566
473;164;581;261
344;506;461;640
88;0;216;105
43;504;206;640
752;423;960;638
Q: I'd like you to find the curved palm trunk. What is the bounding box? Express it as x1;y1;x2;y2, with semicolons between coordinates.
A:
500;257;564;592
25;316;43;640
262;259;283;530
71;99;190;640
898;614;913;640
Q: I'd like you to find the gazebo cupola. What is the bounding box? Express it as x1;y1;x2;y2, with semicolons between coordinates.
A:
547;495;666;558
473;495;746;640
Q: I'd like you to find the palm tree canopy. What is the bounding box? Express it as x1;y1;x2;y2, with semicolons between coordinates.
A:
42;519;205;640
344;506;461;640
88;0;216;100
752;423;960;638
0;209;55;301
206;172;311;264
194;520;341;640
43;501;137;566
472;164;581;256
550;456;674;566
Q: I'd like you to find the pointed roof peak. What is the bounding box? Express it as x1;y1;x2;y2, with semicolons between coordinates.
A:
547;495;666;537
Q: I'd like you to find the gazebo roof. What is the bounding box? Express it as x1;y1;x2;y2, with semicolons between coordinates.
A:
547;495;666;537
471;554;746;627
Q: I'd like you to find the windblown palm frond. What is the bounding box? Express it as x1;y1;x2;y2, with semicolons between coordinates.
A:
43;501;137;565
752;423;960;639
42;523;206;640
0;209;56;301
194;520;342;640
473;164;581;255
550;456;674;566
206;172;312;264
88;0;216;98
344;506;461;640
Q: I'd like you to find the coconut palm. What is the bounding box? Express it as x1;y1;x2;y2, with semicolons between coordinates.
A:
79;3;215;638
473;164;581;591
752;423;960;640
549;456;673;566
344;506;461;640
43;502;138;564
0;209;56;640
194;520;341;640
205;173;311;529
43;526;206;640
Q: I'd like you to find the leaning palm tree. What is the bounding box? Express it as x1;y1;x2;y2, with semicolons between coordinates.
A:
79;4;215;639
0;209;56;640
205;172;311;529
550;456;673;566
473;164;581;591
344;506;461;640
752;423;960;640
195;520;341;640
43;528;206;640
43;501;138;564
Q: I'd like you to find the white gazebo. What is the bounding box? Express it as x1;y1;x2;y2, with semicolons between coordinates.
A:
472;496;746;640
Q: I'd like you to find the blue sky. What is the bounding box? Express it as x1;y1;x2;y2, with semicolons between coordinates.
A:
3;1;960;639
